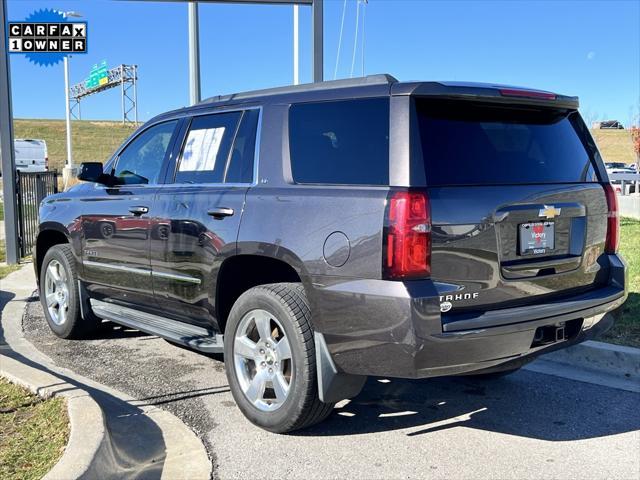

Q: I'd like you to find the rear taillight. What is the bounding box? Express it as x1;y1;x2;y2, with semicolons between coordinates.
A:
45;156;49;170
603;183;619;254
383;190;431;279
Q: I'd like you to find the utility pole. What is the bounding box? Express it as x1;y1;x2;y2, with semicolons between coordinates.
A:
188;1;201;104
0;0;19;264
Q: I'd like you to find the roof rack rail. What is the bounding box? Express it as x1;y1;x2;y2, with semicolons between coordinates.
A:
200;74;398;104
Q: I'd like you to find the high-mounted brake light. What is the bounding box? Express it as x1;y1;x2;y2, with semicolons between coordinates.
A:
384;190;431;279
499;88;556;101
603;183;619;254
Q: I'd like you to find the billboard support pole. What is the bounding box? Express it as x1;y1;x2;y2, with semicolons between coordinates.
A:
312;0;323;82
293;4;299;85
188;1;201;104
0;0;19;264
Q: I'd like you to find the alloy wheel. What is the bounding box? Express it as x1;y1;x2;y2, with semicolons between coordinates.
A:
233;309;293;412
44;259;70;326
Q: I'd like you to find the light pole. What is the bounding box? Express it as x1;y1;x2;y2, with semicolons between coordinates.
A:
61;10;82;185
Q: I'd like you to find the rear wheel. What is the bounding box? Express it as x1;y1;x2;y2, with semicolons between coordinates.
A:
39;244;99;339
224;283;334;433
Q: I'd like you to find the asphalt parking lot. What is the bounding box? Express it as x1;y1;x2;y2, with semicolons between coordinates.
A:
24;297;640;480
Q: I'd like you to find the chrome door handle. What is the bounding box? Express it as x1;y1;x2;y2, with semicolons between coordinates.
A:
207;207;234;219
129;206;149;215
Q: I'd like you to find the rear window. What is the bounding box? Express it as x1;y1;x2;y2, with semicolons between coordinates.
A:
289;98;389;185
415;100;598;186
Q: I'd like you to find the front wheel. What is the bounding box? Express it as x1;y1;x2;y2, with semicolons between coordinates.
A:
39;244;99;339
224;283;334;433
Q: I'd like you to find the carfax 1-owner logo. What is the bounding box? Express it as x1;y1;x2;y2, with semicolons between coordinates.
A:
7;8;87;66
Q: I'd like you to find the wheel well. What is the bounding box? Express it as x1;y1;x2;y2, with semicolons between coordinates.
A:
36;230;69;278
216;255;302;333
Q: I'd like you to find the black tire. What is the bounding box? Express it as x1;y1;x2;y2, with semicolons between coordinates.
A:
224;283;334;433
39;244;99;339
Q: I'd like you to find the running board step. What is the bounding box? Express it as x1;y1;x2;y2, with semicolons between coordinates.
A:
90;299;224;354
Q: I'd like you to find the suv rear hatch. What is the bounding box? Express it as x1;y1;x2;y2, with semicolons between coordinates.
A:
409;92;613;331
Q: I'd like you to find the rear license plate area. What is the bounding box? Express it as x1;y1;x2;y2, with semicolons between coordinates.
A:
519;221;555;255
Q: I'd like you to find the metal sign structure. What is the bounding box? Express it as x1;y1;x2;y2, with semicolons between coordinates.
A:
129;0;322;104
69;64;139;125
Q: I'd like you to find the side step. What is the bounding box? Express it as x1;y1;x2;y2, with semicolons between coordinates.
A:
90;299;224;354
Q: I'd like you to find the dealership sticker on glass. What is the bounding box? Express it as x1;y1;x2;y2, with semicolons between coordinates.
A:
7;8;87;66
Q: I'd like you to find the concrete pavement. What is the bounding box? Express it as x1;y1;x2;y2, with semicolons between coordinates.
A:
20;284;640;480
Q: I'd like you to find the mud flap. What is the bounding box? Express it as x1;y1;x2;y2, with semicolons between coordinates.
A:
314;332;367;403
77;280;100;323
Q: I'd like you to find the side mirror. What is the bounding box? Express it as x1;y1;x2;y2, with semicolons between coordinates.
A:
78;162;109;184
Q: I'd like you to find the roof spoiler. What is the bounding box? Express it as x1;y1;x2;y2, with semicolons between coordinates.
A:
393;81;579;109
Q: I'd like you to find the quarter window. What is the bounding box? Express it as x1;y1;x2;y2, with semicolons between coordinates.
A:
113;120;178;185
288;98;390;185
225;109;259;184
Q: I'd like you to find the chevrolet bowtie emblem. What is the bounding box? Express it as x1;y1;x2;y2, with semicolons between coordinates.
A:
539;206;561;219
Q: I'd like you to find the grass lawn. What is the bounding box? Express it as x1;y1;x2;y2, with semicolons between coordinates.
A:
600;217;640;347
0;378;69;480
0;240;21;279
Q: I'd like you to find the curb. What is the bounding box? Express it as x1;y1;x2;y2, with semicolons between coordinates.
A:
1;264;211;479
541;340;640;379
542;340;640;381
1;265;111;480
528;340;640;393
0;355;111;480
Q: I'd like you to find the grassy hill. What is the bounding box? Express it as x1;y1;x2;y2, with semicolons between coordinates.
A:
14;119;135;173
11;118;639;175
591;129;637;165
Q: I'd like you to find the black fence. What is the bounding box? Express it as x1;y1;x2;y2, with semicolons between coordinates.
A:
16;170;58;258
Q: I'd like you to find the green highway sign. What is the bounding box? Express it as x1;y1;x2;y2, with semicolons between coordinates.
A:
85;60;108;89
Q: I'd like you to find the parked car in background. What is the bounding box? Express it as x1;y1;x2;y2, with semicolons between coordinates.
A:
606;162;639;194
34;75;627;433
15;139;48;172
599;120;624;129
605;162;635;175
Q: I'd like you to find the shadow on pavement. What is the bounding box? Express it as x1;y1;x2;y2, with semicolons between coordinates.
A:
297;373;640;441
134;386;231;407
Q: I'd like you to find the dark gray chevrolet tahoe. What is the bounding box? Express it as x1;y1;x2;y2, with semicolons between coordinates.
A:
35;75;627;432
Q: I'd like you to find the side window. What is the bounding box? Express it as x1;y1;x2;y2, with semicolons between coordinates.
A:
288;98;390;185
225;109;259;184
113;120;178;185
175;112;241;184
